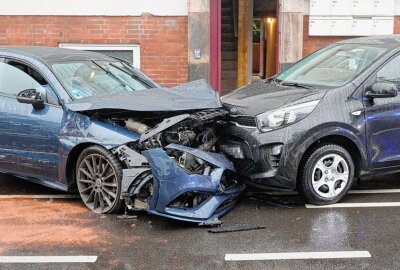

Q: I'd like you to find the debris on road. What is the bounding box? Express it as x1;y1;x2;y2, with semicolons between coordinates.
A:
117;213;138;220
208;224;265;233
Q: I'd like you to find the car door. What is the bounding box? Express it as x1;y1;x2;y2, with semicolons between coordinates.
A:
365;53;400;169
0;61;63;182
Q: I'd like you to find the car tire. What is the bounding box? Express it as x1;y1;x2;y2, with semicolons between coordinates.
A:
299;144;355;205
76;145;124;214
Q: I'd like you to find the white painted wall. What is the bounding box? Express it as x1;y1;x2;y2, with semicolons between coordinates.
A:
0;0;188;16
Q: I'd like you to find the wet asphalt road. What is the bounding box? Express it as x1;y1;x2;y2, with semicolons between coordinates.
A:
1;174;400;269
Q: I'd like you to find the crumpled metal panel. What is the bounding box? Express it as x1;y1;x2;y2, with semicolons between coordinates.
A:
64;80;221;113
142;146;244;223
166;144;236;172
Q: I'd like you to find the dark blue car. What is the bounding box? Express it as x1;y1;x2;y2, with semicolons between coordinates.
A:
0;46;244;224
221;35;400;205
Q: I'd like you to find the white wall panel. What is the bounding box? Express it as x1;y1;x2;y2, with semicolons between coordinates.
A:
352;19;373;36
372;18;395;35
310;0;332;16
396;0;400;14
309;0;396;36
309;17;332;35
332;0;353;16
373;0;395;16
352;0;374;16
0;0;188;16
331;18;353;35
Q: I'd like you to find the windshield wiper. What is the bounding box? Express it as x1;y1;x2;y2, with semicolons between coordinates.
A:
92;61;128;89
117;62;156;88
280;82;314;90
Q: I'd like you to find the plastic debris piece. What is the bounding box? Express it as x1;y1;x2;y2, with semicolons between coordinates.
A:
208;224;265;233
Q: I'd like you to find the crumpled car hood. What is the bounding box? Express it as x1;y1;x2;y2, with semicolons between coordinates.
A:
64;80;221;113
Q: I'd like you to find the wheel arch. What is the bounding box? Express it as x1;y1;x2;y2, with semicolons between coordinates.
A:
65;142;100;192
296;134;364;187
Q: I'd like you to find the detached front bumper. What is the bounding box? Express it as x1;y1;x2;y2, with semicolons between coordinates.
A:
118;144;245;225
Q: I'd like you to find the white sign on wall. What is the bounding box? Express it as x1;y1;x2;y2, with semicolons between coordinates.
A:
310;17;394;36
310;0;395;16
309;0;395;36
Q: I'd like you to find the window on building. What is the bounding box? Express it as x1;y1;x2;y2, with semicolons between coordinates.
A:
58;44;141;68
253;19;261;43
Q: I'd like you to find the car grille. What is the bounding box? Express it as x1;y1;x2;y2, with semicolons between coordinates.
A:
230;115;256;127
231;158;257;176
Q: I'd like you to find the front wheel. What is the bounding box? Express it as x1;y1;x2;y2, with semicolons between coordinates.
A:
76;145;124;214
299;144;355;205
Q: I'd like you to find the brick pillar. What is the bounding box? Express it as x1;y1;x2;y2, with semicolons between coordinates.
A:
188;0;210;83
279;0;304;71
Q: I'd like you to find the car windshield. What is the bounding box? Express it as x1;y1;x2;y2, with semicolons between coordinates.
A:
275;44;388;87
52;61;155;99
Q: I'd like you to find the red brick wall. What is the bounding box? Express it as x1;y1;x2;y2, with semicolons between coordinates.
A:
0;15;188;87
394;16;400;35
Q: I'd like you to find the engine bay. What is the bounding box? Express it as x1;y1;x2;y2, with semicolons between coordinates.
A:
115;109;229;175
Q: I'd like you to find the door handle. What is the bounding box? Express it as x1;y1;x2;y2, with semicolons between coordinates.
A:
351;110;362;116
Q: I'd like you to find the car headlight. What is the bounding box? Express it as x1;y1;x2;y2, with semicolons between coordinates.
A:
256;100;320;132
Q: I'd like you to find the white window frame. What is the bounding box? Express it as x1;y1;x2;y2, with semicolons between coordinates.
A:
58;43;141;69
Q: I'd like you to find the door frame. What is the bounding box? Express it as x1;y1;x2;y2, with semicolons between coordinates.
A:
210;0;222;93
209;0;280;92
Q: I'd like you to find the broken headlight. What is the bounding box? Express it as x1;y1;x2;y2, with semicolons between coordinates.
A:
256;100;320;132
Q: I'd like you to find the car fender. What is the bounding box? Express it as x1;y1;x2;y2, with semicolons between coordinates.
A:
58;109;140;185
281;122;368;182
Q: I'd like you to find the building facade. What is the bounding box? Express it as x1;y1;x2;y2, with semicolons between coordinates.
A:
0;0;189;87
1;0;400;93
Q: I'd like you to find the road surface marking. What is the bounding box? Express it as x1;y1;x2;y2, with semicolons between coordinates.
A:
348;189;400;194
0;194;80;199
225;251;371;261
306;202;400;208
264;189;400;196
0;256;97;263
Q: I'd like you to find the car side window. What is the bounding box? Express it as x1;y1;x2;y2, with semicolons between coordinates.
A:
376;54;400;88
0;62;46;98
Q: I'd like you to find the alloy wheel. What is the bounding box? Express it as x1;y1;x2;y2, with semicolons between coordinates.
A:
77;154;119;213
311;153;349;198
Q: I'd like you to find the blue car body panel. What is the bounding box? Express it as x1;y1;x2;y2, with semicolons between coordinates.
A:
143;145;244;223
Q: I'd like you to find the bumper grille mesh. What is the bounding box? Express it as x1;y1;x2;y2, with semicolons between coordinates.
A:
232;158;257;176
230;115;256;127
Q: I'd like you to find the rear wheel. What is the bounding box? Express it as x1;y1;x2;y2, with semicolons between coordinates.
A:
299;144;355;205
76;145;124;214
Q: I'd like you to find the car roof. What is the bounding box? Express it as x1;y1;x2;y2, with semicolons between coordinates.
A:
0;46;114;63
336;35;400;48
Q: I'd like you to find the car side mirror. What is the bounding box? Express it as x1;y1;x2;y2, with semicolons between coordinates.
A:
17;89;45;110
366;82;399;99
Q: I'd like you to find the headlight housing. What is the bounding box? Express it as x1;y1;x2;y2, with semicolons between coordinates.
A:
256;100;320;132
